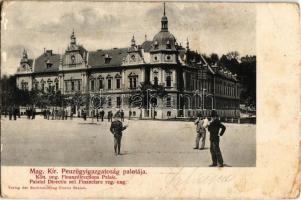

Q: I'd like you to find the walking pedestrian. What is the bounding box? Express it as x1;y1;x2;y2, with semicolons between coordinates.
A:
110;112;128;156
193;113;209;150
208;110;226;167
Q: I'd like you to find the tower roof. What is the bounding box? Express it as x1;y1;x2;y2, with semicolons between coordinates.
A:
151;3;177;52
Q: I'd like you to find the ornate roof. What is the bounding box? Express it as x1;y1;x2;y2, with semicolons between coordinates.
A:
88;48;128;68
33;50;60;73
150;3;177;52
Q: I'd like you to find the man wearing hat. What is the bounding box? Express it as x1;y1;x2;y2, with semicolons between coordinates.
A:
208;110;226;167
110;111;128;155
194;113;209;150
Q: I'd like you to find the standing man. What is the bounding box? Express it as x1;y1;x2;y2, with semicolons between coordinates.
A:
96;109;99;122
8;106;12;120
193;113;209;150
120;110;124;122
110;112;128;155
100;109;105;122
208;110;226;167
13;105;17;120
108;111;113;122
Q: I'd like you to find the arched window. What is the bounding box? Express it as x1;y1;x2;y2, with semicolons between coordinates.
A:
54;78;59;91
40;79;45;92
166;96;171;108
128;72;138;89
33;79;39;90
97;75;104;90
90;79;95;91
115;74;122;89
166;40;171;49
154;41;158;50
165;70;172;87
106;75;113;90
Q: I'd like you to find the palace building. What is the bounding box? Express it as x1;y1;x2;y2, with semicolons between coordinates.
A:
15;4;241;120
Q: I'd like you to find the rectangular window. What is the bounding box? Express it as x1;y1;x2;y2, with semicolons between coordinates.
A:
133;77;137;88
166;97;171;108
78;81;81;91
71;81;75;91
129;78;133;89
91;80;95;91
99;79;103;89
116;79;121;89
108;79;112;90
108;97;112;107
117;96;121;107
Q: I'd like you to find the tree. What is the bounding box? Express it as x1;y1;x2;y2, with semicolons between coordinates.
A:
130;82;168;119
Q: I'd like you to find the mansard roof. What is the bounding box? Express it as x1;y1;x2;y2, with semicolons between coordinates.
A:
88;48;128;68
34;51;60;73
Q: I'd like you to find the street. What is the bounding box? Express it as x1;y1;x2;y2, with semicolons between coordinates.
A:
1;116;256;167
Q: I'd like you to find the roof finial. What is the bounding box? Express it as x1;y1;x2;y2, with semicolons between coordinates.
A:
71;29;76;45
186;38;190;50
131;35;136;46
145;34;147;41
22;49;27;58
161;2;168;31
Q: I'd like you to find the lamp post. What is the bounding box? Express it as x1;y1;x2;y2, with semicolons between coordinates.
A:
179;93;183;117
202;88;206;110
99;89;103;108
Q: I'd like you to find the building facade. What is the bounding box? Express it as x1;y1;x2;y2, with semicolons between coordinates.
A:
15;4;241;120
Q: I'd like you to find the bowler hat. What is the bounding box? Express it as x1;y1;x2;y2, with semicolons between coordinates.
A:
211;110;218;117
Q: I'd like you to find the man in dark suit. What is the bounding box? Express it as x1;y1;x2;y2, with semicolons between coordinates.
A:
100;109;105;122
110;112;128;155
120;110;124;122
208;110;226;167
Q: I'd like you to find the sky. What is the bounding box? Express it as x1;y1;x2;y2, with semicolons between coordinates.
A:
1;1;256;75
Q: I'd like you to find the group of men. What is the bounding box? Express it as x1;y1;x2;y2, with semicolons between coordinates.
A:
42;108;73;120
108;109;227;167
87;109;125;122
25;107;36;119
4;106;20;120
194;110;226;167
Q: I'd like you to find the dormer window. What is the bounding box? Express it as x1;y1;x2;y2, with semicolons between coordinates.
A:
104;54;112;64
154;41;158;49
71;55;76;64
166;40;171;49
45;60;52;68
